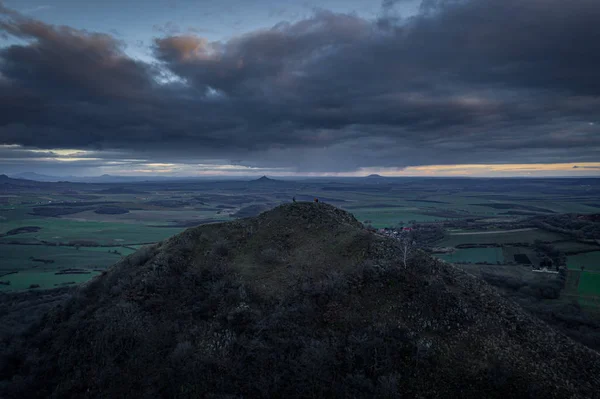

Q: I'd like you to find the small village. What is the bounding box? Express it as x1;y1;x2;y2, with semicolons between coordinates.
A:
376;226;414;238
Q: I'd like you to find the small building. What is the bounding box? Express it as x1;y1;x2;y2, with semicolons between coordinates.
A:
532;267;559;274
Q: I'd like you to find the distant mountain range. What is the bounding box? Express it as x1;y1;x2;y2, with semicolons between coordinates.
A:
1;174;37;184
9;172;66;182
8;172;177;183
7;172;291;183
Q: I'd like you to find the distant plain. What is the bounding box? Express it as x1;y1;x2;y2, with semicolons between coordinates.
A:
2;176;600;304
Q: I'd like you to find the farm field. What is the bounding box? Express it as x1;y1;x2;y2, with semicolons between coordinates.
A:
567;252;600;271
80;246;138;256
1;175;600;291
0;244;140;291
501;246;540;266
577;272;600;296
126;244;150;250
349;207;452;227
0;270;101;291
0;218;183;245
435;229;567;247
553;241;600;254
437;247;503;264
59;209;231;225
0;244;125;272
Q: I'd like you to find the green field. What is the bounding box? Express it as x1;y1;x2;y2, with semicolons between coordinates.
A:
59;209;230;225
80;246;138;256
553;241;600;254
0;218;183;245
578;272;600;296
436;229;567;247
0;244;126;271
437;247;503;264
126;244;149;250
567;252;600;271
501;246;540;266
0;270;101;291
0;244;131;291
349;207;453;227
564;270;600;307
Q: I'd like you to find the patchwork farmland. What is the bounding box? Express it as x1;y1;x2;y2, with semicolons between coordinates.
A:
2;176;600;299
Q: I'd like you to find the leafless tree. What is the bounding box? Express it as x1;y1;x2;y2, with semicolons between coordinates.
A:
399;234;415;269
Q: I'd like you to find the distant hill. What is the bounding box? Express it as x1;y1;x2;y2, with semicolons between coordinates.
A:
0;174;49;188
9;172;174;183
2;203;600;398
366;173;383;178
250;175;281;183
1;174;25;182
10;172;64;182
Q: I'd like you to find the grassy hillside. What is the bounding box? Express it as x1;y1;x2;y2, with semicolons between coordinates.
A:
1;203;600;398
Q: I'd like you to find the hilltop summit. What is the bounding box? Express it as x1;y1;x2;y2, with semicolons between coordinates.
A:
3;203;600;398
0;174;24;182
252;175;278;183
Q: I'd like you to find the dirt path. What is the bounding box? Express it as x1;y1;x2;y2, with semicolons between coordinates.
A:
450;228;538;236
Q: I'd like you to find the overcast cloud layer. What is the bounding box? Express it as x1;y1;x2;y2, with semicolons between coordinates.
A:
1;0;599;174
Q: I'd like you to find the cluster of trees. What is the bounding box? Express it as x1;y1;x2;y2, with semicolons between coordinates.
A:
408;224;445;246
66;240;99;247
29;207;94;217
534;214;600;240
533;240;566;270
0;248;437;398
483;274;600;351
94;206;129;215
441;219;531;231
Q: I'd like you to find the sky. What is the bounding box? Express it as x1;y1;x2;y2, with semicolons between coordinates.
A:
0;0;599;178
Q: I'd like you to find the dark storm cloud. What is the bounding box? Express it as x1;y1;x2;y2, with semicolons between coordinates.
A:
0;18;156;100
1;0;599;172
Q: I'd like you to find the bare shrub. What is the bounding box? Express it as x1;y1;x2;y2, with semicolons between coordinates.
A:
211;240;230;257
170;340;194;362
259;247;283;265
127;245;157;267
376;373;400;398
